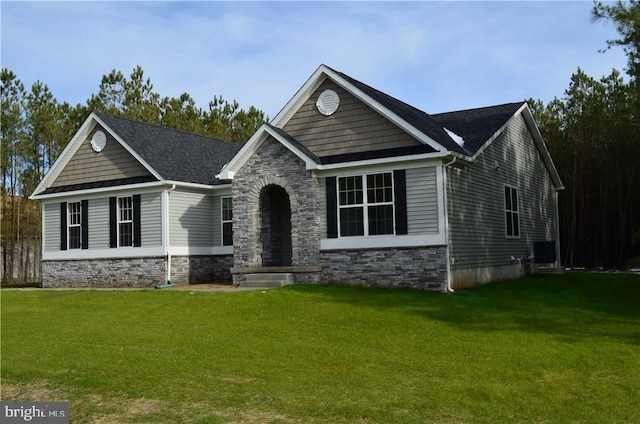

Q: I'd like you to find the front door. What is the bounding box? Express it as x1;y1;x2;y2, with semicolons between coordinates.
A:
259;185;292;266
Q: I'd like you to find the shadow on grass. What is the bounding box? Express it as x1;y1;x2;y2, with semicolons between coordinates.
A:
284;272;640;345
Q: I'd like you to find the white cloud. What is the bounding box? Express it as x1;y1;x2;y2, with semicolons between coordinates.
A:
1;0;629;119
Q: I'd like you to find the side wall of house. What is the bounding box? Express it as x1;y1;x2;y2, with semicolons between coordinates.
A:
446;114;560;289
41;186;234;287
167;187;233;283
43;191;162;252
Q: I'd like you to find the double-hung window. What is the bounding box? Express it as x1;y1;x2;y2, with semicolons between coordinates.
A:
61;200;88;250
338;172;395;237
109;195;140;248
221;197;233;246
505;185;520;238
68;202;82;249
118;196;134;247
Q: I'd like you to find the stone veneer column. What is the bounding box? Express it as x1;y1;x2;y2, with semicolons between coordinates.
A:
231;137;322;284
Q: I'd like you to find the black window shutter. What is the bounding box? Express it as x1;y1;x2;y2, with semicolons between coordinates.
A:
60;202;67;250
109;197;117;248
81;200;89;249
133;194;142;247
325;177;338;238
393;170;408;235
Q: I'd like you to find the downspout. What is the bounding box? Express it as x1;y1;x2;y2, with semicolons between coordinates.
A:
156;184;176;289
442;157;457;293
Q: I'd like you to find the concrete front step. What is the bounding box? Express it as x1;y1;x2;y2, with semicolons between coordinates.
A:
240;273;294;288
536;267;566;275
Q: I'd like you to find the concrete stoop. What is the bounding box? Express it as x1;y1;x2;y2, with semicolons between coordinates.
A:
239;272;295;288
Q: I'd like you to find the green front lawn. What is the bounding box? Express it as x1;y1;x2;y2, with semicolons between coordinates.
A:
2;272;639;423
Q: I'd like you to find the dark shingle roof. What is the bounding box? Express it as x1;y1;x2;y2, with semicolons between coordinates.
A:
95;112;244;185
431;102;524;156
334;69;469;155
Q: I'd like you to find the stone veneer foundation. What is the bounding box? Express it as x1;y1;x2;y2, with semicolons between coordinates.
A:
42;257;166;288
320;246;448;292
42;255;233;288
171;255;233;283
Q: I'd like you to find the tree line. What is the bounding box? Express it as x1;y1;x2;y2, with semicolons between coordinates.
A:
530;0;640;269
2;1;639;283
1;65;267;283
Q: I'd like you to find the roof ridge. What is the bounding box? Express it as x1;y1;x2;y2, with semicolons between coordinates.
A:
431;101;525;117
93;110;233;144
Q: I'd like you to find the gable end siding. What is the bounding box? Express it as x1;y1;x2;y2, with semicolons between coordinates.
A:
53;126;152;187
447;113;559;269
283;79;422;157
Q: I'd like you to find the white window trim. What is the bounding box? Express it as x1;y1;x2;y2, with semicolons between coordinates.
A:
118;196;134;247
504;184;520;239
337;172;395;238
221;196;233;246
67;201;82;249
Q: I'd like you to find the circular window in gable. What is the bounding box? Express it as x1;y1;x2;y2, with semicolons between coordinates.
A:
91;131;107;152
316;89;340;116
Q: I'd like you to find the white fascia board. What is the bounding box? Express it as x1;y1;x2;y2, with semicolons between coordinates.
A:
519;105;565;190
31;112;165;199
272;65;331;127
217;125;321;179
272;65;446;153
312;151;455;175
31;181;169;201
92;114;164;182
321;234;446;250
216;124;270;180
326;70;445;153
164;180;230;192
31;113;98;198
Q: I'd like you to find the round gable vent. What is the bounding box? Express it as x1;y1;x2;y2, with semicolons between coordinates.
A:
316;89;340;116
91;131;107;152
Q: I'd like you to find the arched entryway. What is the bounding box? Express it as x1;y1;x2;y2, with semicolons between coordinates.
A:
259;185;292;266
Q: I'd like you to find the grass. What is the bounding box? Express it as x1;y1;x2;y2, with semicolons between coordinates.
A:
1;271;639;423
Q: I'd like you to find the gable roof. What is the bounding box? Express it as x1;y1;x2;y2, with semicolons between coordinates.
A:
431;102;524;156
334;69;470;155
94;112;243;185
225;65;563;189
31;112;243;198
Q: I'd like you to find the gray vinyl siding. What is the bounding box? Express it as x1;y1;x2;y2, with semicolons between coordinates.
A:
169;190;213;246
44;191;163;252
43;202;60;251
140;192;162;246
88;197;110;249
406;166;439;234
447;113;559;269
283;79;422;157
53;125;152;187
211;195;224;246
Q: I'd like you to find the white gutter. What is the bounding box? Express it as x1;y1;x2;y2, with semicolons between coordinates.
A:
442;156;457;293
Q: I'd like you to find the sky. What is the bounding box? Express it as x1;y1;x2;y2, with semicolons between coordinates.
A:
1;1;629;119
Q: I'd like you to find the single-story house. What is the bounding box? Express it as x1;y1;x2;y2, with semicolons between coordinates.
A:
31;64;563;291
